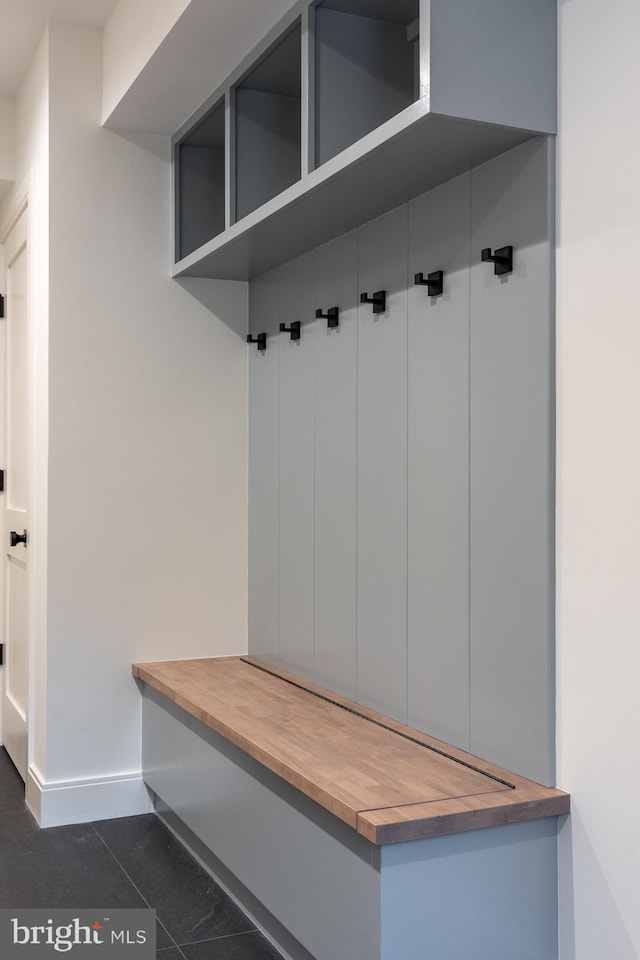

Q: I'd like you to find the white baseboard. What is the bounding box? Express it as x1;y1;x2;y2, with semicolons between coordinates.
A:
26;765;154;827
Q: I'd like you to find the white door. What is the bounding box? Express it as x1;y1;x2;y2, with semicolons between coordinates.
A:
1;202;29;780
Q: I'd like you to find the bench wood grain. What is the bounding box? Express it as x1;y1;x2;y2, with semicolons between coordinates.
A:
132;656;569;844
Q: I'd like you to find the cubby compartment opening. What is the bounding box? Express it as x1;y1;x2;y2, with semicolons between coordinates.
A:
176;99;226;260
313;0;420;168
234;23;302;223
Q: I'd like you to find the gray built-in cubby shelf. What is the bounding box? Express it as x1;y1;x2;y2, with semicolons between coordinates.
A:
313;0;420;167
235;22;302;221
173;0;556;281
176;99;225;260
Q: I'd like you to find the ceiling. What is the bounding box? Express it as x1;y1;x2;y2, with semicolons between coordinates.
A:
0;0;299;136
0;0;119;95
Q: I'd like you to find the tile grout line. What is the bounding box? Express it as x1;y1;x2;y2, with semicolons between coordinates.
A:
88;823;264;958
88;822;181;956
177;929;260;949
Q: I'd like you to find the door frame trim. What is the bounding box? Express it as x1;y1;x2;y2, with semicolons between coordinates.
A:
0;169;46;802
0;174;30;245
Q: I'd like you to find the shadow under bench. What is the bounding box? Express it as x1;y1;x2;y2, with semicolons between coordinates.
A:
133;656;569;960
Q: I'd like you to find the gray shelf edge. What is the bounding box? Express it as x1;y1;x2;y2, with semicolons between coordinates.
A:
172;105;551;281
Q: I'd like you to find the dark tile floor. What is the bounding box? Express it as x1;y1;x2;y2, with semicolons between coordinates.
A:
0;749;284;960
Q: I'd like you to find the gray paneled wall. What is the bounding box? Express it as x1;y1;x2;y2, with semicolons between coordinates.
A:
278;253;316;677
407;173;471;747
469;137;555;784
248;271;281;658
357;207;409;720
314;231;359;698
248;136;554;785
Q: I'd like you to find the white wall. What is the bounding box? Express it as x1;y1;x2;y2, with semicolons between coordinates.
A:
102;0;190;124
0;94;16;201
557;0;640;956
10;29;50;792
15;21;248;826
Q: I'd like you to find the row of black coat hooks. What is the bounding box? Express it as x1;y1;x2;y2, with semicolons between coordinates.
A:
247;245;513;351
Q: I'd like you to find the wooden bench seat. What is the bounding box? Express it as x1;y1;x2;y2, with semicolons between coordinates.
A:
132;655;568;844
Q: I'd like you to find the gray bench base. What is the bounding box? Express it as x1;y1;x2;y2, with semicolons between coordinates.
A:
142;687;560;960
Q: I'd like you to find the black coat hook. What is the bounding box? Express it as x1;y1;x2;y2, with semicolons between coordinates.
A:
279;320;301;341
247;332;267;352
360;290;386;314
415;270;444;297
316;307;340;329
481;246;513;276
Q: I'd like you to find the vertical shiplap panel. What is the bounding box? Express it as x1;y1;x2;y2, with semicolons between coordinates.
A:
407;173;471;748
314;230;359;698
357;206;409;722
470;136;554;785
248;268;281;661
278;251;316;679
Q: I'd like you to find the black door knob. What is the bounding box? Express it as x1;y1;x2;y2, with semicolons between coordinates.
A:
10;530;27;547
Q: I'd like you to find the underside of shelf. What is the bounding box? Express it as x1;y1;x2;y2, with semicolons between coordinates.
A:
174;110;537;281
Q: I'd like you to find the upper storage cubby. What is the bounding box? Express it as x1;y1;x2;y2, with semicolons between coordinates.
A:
234;23;302;222
313;0;419;168
172;0;557;281
176;99;225;260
